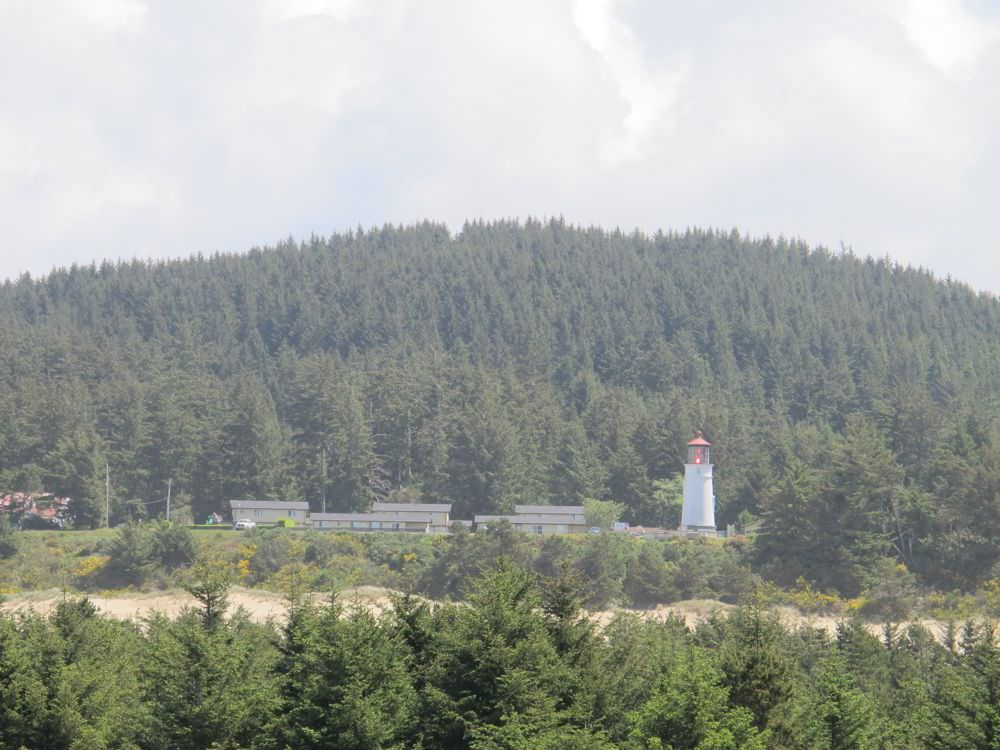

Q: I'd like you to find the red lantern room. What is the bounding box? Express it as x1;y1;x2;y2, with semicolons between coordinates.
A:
687;431;711;465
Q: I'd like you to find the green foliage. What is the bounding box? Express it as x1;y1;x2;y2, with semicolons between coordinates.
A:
583;498;625;530
147;520;196;569
647;476;684;529
626;648;767;749
101;522;152;587
576;533;629;607
3;559;1000;748
273;600;418;749
0;514;17;559
794;655;880;750
142;610;279;749
755;424;909;597
182;557;235;630
856;559;919;621
5;525;762;613
0;222;996;595
44;430;107;529
714;598;795;732
624;543;677;607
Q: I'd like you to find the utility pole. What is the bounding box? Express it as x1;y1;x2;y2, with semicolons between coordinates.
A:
105;463;110;529
321;445;327;514
166;478;172;522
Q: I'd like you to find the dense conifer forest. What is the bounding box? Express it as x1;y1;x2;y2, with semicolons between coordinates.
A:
3;560;1000;750
1;220;998;595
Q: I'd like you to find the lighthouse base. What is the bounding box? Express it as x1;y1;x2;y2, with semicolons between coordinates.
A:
679;524;720;537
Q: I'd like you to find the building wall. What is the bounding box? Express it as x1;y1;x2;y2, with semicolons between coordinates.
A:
372;504;451;527
232;506;309;525
476;515;589;535
514;506;586;524
681;463;715;530
314;518;429;532
512;521;587;534
374;509;449;527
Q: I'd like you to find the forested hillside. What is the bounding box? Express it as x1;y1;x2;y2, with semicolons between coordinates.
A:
1;220;998;594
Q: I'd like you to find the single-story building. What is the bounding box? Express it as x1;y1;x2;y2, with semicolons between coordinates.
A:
229;499;311;526
514;505;587;534
371;502;452;532
311;511;433;532
514;504;586;524
475;504;590;534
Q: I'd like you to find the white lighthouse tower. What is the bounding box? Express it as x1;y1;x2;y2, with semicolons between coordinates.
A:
680;431;716;534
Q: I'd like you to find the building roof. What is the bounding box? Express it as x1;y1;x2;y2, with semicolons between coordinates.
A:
0;492;71;520
312;512;433;523
687;430;711;446
229;499;310;510
372;502;452;513
514;504;585;515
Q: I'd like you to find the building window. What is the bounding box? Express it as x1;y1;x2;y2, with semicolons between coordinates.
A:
254;510;262;519
532;525;544;534
371;521;381;529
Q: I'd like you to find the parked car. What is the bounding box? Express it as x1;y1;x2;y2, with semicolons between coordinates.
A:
233;519;256;530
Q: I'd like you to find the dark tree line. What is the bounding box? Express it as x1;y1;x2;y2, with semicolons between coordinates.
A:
0;220;997;594
3;560;1000;749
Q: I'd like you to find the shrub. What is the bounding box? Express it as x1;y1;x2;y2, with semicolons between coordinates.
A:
148;521;196;569
73;555;111;585
857;560;918;621
101;523;153;587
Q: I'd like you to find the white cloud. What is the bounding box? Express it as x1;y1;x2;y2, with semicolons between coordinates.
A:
571;0;685;165
893;0;1000;74
262;0;360;24
0;1;997;292
78;0;149;35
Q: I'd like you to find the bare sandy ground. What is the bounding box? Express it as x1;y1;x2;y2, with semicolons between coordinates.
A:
1;586;953;640
0;586;396;623
592;600;951;641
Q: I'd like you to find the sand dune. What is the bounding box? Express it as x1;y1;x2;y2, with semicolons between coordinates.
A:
2;587;955;642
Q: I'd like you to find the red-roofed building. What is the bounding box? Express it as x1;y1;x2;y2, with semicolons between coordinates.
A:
0;492;71;528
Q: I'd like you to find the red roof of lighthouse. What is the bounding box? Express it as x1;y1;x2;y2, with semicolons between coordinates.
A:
687;430;711;446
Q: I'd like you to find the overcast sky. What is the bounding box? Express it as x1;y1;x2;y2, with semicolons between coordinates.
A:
2;0;999;293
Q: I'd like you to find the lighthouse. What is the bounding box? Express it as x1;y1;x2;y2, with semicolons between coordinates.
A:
680;431;716;533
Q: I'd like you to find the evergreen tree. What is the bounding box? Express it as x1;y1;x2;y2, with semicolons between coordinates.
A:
717;597;794;732
795;655;879;750
272;599;418;749
627;647;767;750
0;514;17;559
43;429;107;529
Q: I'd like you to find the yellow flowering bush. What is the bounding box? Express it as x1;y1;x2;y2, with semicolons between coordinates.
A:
73;554;111;581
